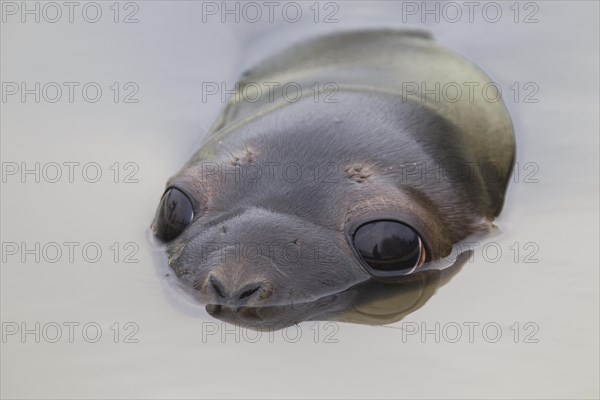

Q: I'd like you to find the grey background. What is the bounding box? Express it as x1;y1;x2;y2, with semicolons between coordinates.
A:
1;1;599;398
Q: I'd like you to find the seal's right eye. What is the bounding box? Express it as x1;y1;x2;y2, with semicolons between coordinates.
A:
153;188;194;241
353;220;426;276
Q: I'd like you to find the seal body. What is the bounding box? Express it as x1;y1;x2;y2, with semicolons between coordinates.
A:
152;30;515;327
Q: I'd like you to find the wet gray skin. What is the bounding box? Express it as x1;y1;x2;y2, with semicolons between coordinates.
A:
151;30;515;329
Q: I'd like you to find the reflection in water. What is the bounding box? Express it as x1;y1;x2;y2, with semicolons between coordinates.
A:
204;251;471;331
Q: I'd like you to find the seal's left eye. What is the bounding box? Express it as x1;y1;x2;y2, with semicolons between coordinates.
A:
153;188;194;241
353;220;426;276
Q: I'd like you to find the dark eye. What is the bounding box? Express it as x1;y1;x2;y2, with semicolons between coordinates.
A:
353;220;425;275
153;188;194;241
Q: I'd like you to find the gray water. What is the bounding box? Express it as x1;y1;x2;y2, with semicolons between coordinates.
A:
1;1;599;398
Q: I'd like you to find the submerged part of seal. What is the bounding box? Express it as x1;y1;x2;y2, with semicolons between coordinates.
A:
151;30;515;329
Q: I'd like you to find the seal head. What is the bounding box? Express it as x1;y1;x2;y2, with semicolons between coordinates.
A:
151;30;515;328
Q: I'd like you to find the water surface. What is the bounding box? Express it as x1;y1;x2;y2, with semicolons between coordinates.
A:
1;1;598;398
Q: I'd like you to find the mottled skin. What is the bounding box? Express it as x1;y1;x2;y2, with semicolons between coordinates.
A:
152;30;515;328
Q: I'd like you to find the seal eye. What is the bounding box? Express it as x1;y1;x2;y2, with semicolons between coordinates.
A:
353;220;425;275
153;188;194;241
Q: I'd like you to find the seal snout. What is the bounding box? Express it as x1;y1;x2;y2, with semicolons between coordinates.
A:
205;274;273;306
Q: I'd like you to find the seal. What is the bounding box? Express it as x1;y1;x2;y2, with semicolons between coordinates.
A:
151;30;515;328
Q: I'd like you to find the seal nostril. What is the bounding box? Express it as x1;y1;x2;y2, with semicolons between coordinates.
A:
209;276;226;298
238;285;261;300
207;276;269;303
